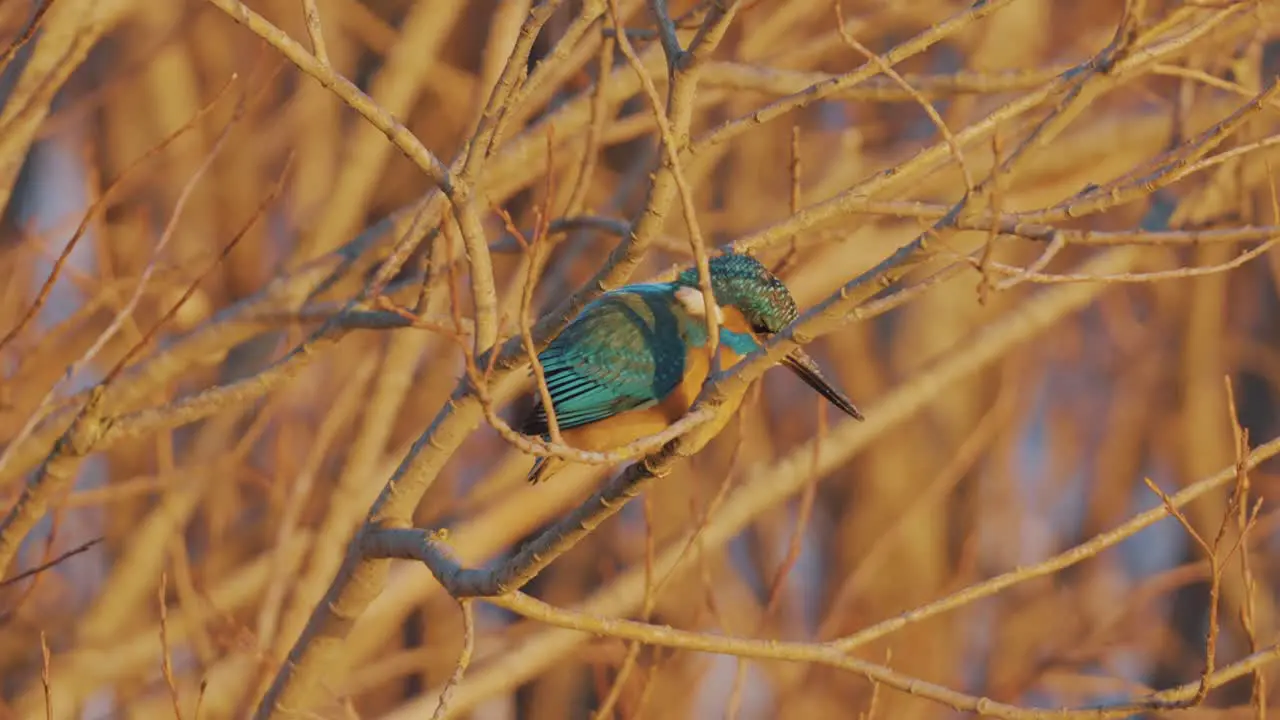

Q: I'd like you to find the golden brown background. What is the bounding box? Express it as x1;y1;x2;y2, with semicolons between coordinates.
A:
2;0;1280;718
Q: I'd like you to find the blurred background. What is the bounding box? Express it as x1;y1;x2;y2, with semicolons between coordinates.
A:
2;0;1280;717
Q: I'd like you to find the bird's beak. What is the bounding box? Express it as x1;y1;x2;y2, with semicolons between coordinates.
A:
781;348;864;421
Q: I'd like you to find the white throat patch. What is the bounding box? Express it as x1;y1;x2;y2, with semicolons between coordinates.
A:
674;286;725;322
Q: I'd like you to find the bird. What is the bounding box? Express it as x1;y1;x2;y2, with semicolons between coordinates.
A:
517;252;864;484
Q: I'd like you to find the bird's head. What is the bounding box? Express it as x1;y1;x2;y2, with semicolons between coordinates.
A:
674;252;798;335
674;252;864;421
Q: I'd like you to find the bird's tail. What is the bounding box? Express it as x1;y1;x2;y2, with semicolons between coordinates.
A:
527;454;567;484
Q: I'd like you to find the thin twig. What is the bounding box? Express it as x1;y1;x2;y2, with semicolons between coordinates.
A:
158;572;184;720
984;233;1278;284
40;630;52;720
430;600;475;720
834;2;974;194
647;0;684;66
1226;376;1268;718
507;133;564;446
300;0;330;66
610;0;720;366
0;0;57;76
771;125;803;275
565;36;616;217
0;536;102;588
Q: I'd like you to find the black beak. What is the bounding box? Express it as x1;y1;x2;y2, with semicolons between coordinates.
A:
781;348;864;421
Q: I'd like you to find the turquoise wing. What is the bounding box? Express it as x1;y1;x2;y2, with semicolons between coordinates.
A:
520;285;687;434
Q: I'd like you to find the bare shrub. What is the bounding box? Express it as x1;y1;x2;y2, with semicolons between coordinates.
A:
2;0;1280;718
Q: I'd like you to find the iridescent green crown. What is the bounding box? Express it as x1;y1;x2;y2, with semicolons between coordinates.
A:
676;253;798;333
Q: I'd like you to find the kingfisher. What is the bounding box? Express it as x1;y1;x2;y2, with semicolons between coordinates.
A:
518;252;863;484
